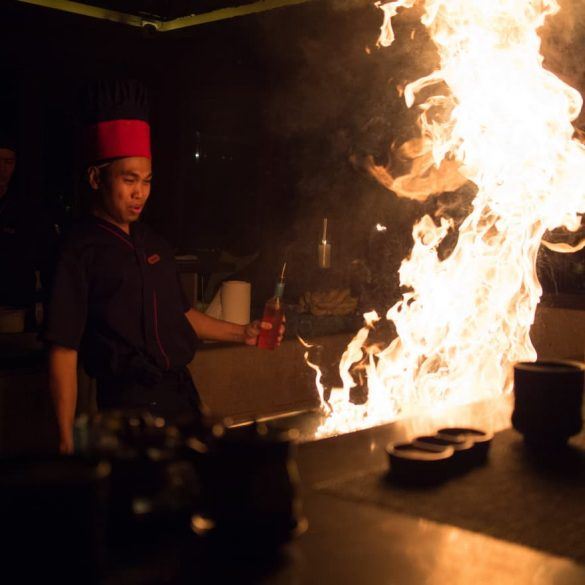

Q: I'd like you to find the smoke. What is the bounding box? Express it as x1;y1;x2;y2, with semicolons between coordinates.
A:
247;1;444;307
541;0;585;123
536;0;585;292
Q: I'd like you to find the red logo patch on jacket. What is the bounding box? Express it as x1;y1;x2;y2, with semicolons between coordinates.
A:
147;254;161;265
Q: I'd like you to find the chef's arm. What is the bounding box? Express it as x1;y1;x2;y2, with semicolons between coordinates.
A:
49;345;78;454
185;308;260;345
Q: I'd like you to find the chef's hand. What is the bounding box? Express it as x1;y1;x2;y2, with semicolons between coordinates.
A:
243;316;286;347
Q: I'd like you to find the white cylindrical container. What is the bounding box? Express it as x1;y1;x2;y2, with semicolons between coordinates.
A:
221;280;251;325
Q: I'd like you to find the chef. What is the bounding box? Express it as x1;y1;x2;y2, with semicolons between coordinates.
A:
45;81;283;453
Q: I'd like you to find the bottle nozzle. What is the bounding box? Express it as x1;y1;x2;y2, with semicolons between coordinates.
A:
274;262;286;298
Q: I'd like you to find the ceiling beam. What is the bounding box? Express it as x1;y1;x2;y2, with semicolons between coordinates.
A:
18;0;144;27
160;0;311;31
17;0;313;31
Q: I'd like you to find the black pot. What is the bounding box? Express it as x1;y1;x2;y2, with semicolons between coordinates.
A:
512;360;584;447
187;422;307;550
86;410;199;547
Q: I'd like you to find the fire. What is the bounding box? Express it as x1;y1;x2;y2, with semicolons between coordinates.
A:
307;0;585;438
298;335;330;412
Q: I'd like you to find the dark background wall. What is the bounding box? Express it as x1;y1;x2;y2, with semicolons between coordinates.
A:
1;0;584;312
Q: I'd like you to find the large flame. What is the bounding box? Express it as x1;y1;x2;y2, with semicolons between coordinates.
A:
310;0;585;438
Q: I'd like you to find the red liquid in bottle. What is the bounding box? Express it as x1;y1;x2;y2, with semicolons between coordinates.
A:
257;298;284;350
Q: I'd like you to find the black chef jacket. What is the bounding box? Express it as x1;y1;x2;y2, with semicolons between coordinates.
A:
0;187;56;308
45;216;199;413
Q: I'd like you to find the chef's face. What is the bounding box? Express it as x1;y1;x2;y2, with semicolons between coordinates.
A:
90;157;152;226
0;148;16;191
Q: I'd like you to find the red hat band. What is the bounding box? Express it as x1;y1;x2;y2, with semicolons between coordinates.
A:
86;119;151;162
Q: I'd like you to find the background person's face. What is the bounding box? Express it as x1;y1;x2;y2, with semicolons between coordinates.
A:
94;157;152;226
0;148;16;190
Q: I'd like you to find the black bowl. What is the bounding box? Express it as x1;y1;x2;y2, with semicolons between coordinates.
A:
436;427;493;464
413;434;476;472
386;442;454;486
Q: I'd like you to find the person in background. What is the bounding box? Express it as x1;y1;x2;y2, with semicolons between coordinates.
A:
45;81;284;454
0;128;57;320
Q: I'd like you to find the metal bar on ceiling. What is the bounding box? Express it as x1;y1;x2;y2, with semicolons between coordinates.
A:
17;0;144;27
17;0;313;31
159;0;312;31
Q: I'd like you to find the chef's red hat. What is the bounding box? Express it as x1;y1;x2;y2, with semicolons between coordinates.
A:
85;119;151;162
83;80;151;163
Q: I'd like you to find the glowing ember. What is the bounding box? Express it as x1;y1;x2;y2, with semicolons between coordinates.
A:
308;0;585;438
